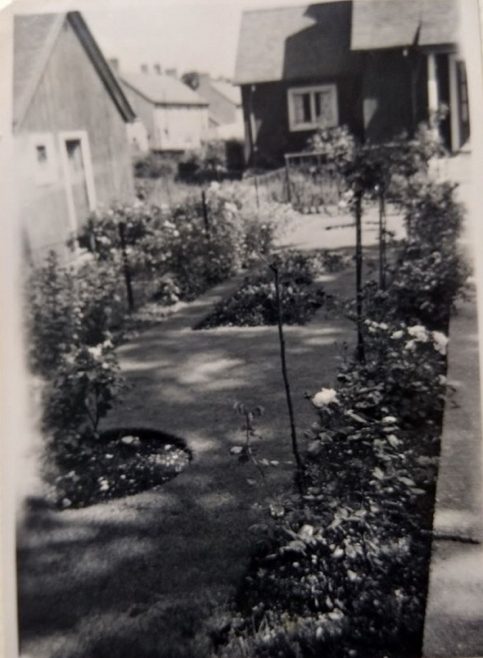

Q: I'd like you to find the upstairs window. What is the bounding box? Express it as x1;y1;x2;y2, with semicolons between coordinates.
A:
287;84;338;132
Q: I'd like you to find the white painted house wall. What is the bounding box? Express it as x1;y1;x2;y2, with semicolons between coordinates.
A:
153;105;209;151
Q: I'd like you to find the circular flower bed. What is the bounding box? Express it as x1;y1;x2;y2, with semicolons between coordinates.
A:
49;428;191;509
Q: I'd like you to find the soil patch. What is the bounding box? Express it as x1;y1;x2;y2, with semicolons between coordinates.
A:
49;427;191;509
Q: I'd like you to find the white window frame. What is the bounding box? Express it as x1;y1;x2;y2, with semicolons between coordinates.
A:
287;84;339;132
58;130;96;234
30;133;58;186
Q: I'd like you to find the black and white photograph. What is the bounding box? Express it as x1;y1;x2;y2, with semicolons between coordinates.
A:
1;0;483;656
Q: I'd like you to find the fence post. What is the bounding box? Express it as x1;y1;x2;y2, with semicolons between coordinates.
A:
284;155;292;204
118;221;134;313
355;189;365;363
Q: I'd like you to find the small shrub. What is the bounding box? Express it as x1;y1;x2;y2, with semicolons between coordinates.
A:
41;339;125;437
196;251;325;328
134;153;179;179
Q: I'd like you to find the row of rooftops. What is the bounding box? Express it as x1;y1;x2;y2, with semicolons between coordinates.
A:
234;0;459;84
13;0;459;127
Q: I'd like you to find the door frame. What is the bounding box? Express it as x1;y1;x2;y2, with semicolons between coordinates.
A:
58;130;96;234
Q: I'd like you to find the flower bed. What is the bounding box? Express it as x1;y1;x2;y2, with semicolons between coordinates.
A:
215;165;467;657
195;250;347;329
47;428;191;509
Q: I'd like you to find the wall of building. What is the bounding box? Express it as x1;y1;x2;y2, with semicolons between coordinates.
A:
17;17;134;259
153;105;209;151
242;75;364;166
361;49;428;143
122;85;157;148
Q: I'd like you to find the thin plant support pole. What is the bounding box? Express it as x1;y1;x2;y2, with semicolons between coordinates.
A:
118;221;135;313
271;265;303;476
284;155;292;204
355;190;365;363
201;190;211;236
254;173;260;210
378;190;387;290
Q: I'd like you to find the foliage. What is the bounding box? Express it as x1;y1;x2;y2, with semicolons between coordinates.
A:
27;252;79;376
230;403;269;486
306;125;356;174
26;253;125;377
134;152;179;179
76;184;279;304
41;338;125;437
196;251;325;328
218;147;465;658
178;140;229;181
26;252;128;503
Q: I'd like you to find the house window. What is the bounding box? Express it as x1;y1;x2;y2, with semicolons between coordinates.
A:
288;84;338;131
36;145;48;164
31;134;57;185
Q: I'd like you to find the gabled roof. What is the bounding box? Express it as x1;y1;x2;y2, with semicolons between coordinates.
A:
121;72;208;107
234;1;359;85
351;0;459;50
13;11;135;130
210;80;242;107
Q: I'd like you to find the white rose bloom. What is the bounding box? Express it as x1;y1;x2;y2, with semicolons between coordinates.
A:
391;330;404;340
407;325;429;342
87;345;103;359
432;331;449;355
312;388;338;408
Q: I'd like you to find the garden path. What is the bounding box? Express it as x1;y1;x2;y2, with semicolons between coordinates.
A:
18;257;365;658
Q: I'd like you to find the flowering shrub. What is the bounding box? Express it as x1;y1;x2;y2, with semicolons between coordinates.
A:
75;184;280;303
306;125;356;173
195;250;325;328
218;145;464;658
41;339;125;437
26;253;125;377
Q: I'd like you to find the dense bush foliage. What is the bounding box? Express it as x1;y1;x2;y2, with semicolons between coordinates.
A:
178;139;244;181
217;143;467;657
134;152;179;179
26;254;126;500
77;183;280;304
196;251;327;328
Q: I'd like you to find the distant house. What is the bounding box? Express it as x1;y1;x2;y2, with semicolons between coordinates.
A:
14;11;136;262
195;74;244;140
234;0;470;166
120;70;209;152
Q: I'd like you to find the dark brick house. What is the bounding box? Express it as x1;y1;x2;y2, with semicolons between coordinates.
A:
234;0;470;166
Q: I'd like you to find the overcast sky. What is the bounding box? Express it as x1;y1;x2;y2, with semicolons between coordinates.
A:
6;0;311;78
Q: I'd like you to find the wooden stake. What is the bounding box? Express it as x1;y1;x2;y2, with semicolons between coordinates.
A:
355;190;365;363
118;221;134;313
271;264;303;479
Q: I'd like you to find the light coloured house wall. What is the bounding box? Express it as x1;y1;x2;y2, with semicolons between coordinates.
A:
17;17;134;260
153;105;209;151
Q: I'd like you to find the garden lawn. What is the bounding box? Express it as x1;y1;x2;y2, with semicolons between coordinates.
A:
17;257;358;658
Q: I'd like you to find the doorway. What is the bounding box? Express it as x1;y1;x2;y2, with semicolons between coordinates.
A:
59;131;96;234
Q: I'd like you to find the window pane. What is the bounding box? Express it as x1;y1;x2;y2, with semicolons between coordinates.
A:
36;145;47;165
293;92;312;124
314;90;334;125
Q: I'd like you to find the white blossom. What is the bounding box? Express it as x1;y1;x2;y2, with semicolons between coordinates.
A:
312;388;338;408
432;331;449;355
407;324;429;342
